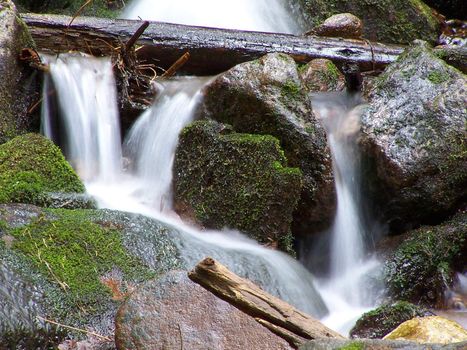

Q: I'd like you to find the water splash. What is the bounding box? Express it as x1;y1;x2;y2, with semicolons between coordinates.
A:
121;0;302;34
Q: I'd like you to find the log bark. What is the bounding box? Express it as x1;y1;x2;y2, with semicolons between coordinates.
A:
21;13;406;75
188;257;344;348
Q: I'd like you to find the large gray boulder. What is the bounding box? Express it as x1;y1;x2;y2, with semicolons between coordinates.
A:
360;41;467;232
115;271;293;350
294;0;440;44
197;53;336;236
0;0;40;144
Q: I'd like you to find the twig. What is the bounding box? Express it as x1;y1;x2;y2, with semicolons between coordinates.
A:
161;52;190;78
36;315;112;341
125;21;149;52
177;323;184;350
67;0;93;28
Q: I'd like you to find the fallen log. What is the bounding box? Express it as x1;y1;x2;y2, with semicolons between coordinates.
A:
188;257;344;348
21;13;404;75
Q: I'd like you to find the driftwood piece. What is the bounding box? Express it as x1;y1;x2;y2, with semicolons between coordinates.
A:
21;13;406;75
188;257;344;348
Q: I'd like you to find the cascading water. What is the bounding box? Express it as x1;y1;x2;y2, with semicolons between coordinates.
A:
41;54;123;184
42;54;328;318
122;0;302;34
310;93;381;333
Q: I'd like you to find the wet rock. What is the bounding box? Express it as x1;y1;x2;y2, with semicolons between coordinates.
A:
198;52;335;236
0;133;85;205
0;0;40;144
384;316;467;344
350;301;433;339
310;13;363;39
295;0;440;44
173;120;302;252
360;41;467;232
384;212;467;307
299;338;467;349
300;59;345;92
43;192;97;209
0;205;182;346
115;271;293;350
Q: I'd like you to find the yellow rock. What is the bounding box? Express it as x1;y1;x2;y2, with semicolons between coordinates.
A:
383;316;467;344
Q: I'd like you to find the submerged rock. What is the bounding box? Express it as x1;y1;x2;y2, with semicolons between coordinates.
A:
295;0;440;44
0;133;85;204
198;52;335;236
385;212;467;307
309;13;363;39
350;301;433;339
0;0;40;144
383;316;467;344
173;120;302;252
115;271;293;350
360;41;467;232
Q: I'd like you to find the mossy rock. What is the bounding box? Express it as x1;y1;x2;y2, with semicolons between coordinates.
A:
296;0;440;44
350;301;432;339
360;41;467;232
13;0;124;18
0;204;183;344
198;53;335;236
299;338;467;349
0;0;41;144
384;212;467;307
0;133;85;204
173;120;303;253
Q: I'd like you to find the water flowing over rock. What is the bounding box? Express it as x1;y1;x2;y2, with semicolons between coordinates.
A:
360;41;467;232
350;301;433;339
173;120;303;251
299;338;467;350
115;271;293;350
198;52;335;236
294;0;440;44
385;212;466;307
383;316;467;344
0;0;40;144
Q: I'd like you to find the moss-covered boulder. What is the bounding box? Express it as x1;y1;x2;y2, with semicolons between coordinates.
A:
173;120;302;252
360;41;467;232
384;212;467;307
0;0;40;144
198;53;335;236
383;316;467;344
0;204;183;346
0;133;85;204
13;0;124;18
350;301;433;339
295;0;440;44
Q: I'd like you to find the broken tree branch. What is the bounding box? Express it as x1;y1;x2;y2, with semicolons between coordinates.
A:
188;257;344;347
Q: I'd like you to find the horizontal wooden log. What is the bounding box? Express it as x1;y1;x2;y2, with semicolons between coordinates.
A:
22;13;406;75
188;257;344;348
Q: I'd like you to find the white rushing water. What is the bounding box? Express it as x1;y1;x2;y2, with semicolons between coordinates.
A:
310;93;381;333
121;0;302;34
42;54;328;318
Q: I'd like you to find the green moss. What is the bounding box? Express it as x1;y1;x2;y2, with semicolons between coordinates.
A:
350;301;430;339
337;341;364;350
281;79;301;100
14;0;123;18
174;120;303;252
9;209;154;312
427;70;450;84
385;213;467;306
0;133;84;204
